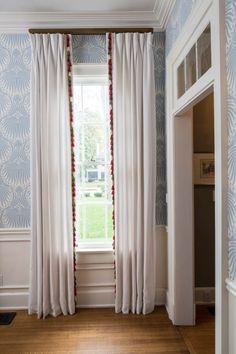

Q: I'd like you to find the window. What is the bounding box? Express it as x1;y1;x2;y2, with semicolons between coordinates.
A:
73;65;112;249
177;24;212;98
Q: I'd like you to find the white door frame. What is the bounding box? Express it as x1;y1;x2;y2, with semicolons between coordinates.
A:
166;0;228;353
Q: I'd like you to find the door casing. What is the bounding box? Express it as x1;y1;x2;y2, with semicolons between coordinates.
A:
166;0;228;353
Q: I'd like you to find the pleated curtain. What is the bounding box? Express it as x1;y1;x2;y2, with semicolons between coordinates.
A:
111;33;157;314
28;34;75;318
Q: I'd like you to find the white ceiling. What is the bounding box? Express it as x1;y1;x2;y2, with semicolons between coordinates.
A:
0;0;175;32
0;0;156;12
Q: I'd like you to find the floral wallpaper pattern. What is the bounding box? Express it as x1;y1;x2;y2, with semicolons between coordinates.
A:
0;33;166;228
0;34;31;228
225;0;236;279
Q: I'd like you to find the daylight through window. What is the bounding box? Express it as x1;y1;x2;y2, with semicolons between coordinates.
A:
73;68;112;248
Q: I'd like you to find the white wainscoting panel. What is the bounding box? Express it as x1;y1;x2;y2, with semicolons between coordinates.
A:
76;225;167;308
226;279;236;354
0;228;30;309
156;225;167;300
76;249;115;308
0;226;167;309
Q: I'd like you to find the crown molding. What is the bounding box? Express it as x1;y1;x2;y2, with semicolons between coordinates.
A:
153;0;175;29
0;11;161;33
0;1;176;33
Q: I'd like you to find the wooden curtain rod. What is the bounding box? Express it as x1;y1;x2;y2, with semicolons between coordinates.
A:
28;28;153;34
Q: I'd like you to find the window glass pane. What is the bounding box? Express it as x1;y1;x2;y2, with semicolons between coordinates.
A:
106;204;113;240
186;45;196;90
73;77;112;245
85;204;105;240
197;24;211;78
77;124;105;162
77;204;86;241
177;60;185;98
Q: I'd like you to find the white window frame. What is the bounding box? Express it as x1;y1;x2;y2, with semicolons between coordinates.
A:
73;64;113;251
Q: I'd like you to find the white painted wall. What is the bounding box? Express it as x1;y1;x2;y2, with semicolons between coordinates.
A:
0;225;167;310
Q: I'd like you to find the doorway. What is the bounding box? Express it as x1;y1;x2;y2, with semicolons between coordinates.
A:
193;92;215;323
165;0;228;352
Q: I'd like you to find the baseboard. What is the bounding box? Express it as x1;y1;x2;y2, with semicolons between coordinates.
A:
76;304;115;308
165;289;174;321
76;286;115;308
77;287;167;308
155;287;166;305
0;292;28;310
0;287;167;310
195;287;215;304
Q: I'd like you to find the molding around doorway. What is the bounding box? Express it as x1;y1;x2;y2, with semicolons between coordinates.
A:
166;0;228;353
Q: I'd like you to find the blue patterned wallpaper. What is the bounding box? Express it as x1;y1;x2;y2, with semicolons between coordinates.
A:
0;34;31;228
225;0;236;279
153;32;166;225
72;35;107;64
166;0;236;278
0;33;166;228
72;33;166;225
166;0;200;55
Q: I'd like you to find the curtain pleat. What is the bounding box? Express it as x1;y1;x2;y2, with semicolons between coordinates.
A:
29;34;75;318
111;32;157;314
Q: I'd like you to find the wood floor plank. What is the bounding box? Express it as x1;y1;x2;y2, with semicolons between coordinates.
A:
0;306;213;354
178;306;215;354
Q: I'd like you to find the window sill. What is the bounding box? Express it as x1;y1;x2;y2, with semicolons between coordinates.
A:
76;247;113;254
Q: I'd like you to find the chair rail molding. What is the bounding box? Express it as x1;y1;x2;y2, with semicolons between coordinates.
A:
0;228;31;242
226;278;236;298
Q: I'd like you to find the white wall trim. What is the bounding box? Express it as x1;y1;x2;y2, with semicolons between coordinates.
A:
0;228;30;235
0;225;167;310
0;11;160;32
78;282;115;289
76;287;167;309
0;228;31;242
226;278;236;298
0;292;28;310
155;288;166;306
166;0;228;351
77;264;114;271
0;285;29;292
77;249;113;254
76;304;115;309
0;0;178;33
153;0;175;30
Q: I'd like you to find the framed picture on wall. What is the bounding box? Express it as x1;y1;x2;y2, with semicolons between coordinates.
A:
194;153;215;185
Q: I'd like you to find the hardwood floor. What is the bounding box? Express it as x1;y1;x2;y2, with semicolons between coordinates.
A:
0;306;214;354
178;306;215;354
